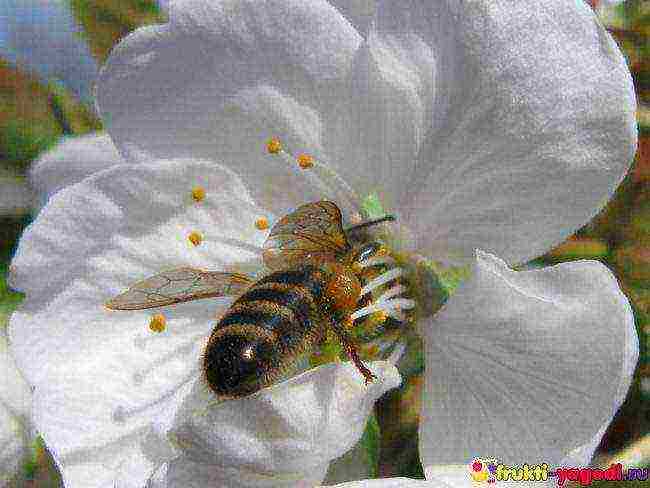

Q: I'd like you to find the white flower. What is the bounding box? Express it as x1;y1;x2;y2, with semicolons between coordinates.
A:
8;0;638;487
0;331;33;485
29;133;125;211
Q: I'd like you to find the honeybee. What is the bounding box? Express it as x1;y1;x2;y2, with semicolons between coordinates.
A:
106;201;408;399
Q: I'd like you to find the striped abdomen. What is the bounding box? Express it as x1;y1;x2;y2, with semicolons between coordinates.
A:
203;265;326;398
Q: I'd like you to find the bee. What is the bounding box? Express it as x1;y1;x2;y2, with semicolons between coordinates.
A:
106;201;406;399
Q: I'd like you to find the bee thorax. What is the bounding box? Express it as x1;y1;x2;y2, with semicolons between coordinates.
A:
324;263;362;314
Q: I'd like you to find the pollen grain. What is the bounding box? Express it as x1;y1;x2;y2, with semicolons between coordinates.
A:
296;153;314;169
149;314;167;333
188;231;203;246
255;217;269;230
191;186;206;202
267;138;282;154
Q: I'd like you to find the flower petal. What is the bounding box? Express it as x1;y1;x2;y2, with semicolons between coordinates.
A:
419;251;638;469
162;360;401;483
0;333;33;485
158;456;328;488
426;465;550;488
323;28;432;212
372;0;636;264
0;0;98;100
9;159;270;486
29;133;124;211
327;0;376;36
97;0;362;215
322;479;433;487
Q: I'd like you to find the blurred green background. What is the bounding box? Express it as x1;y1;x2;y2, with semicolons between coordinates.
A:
0;0;648;485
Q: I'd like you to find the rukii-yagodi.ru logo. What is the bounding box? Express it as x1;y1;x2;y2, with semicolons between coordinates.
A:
469;458;648;486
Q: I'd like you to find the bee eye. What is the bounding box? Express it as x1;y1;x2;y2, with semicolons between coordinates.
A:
204;335;276;397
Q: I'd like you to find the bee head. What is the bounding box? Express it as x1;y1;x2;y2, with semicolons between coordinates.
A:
203;332;277;398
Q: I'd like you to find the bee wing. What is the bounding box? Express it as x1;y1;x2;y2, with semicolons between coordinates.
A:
263;201;351;270
106;267;254;310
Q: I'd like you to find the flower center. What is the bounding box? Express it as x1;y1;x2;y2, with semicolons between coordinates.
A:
115;138;429;422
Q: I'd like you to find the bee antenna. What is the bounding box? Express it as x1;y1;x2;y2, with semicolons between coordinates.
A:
345;215;396;234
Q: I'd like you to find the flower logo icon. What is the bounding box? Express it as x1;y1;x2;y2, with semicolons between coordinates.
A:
470;458;499;483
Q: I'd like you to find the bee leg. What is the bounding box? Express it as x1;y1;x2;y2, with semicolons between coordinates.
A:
331;322;377;385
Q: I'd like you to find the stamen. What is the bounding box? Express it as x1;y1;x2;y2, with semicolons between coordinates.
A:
378;284;408;301
361;343;380;358
255;217;269;230
371;297;415;323
266;138;282;154
383;298;416;310
132;332;207;385
388;342;406;365
191;186;206;202
359;255;397;269
350;303;383;321
113;367;199;424
360;267;404;296
267;141;360;215
371;310;389;323
188;231;203;246
134;320;214;350
148;314;167;333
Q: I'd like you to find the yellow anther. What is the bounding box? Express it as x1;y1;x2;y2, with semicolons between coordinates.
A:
296;153;314;169
188;231;203;246
255;217;269;230
370;310;389;324
266;138;282;154
343;317;355;329
375;246;389;258
149;314;166;333
361;344;380;359
191;186;206;202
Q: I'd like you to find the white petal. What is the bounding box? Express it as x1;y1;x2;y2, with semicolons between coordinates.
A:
0;0;98;100
164;361;401;481
162;456;329;488
29;133;124;211
327;0;376;35
97;0;362;215
426;465;549;488
419;251;638;469
372;0;636;264
0;333;33;484
322;479;433;487
323;29;432;212
9;160;270;487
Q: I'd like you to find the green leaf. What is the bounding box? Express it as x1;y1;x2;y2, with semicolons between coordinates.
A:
0;118;60;172
0;262;24;330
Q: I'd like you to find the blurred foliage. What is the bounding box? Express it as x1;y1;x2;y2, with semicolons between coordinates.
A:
0;0;648;485
0;59;100;174
0;262;23;330
70;0;164;62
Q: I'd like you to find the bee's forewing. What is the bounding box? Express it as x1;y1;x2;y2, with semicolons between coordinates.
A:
105;267;254;310
262;201;351;270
